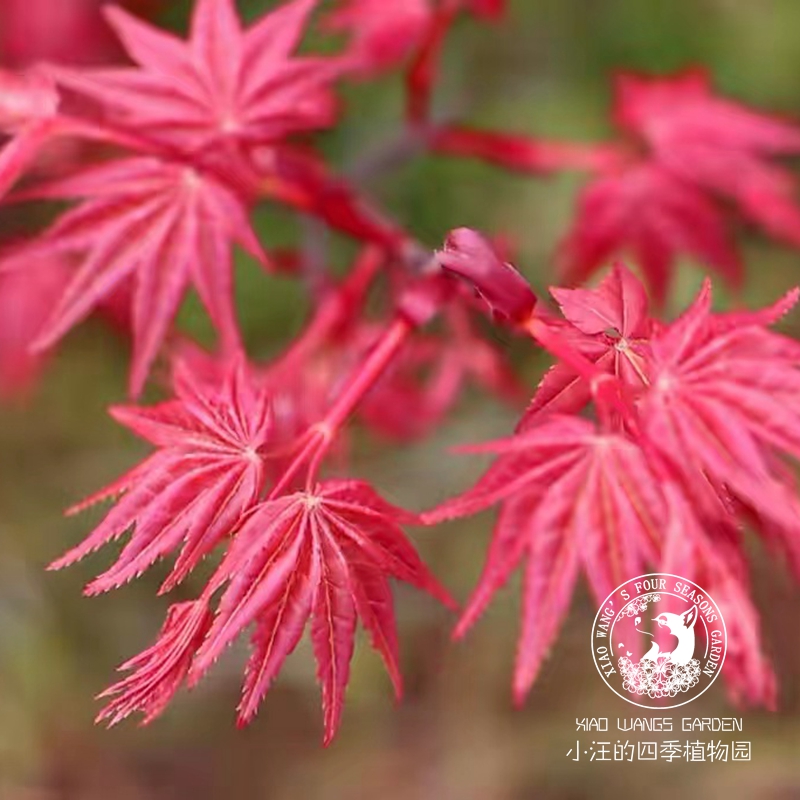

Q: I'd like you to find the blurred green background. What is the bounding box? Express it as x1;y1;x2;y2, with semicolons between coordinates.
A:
4;0;800;797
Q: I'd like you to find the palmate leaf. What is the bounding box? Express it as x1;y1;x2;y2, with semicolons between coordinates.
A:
23;156;267;395
642;279;800;557
49;357;272;594
522;264;652;422
616;70;800;156
558;161;743;306
50;0;341;153
97;599;213;727
424;415;664;701
558;70;800;300
615;69;800;246
185;480;454;744
428;263;800;705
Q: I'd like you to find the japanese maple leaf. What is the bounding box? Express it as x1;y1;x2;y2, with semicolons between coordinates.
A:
97;599;213;727
534;268;800;560
615;70;800;246
49;357;272;594
423;263;800;706
104;481;452;744
22;156;266;395
536;266;800;561
523;263;653;422
169;338;347;471
640;278;800;556
424;415;664;702
558;160;743;306
0;248;71;399
51;0;341;154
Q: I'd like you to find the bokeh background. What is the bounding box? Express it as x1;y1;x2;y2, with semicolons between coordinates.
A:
3;0;800;797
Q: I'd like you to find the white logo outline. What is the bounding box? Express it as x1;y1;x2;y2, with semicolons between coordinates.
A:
591;572;728;709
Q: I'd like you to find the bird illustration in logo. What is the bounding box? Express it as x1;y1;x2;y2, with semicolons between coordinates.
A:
640;607;698;665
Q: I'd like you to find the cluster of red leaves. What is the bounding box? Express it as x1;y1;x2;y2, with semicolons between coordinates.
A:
0;0;160;395
0;0;492;399
427;254;800;706
435;70;800;305
0;0;796;748
46;228;519;741
0;0;345;397
51;354;454;743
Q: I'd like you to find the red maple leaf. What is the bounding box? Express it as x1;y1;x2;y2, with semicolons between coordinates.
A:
51;0;341;154
615;70;800;247
101;481;452;743
424;415;664;701
97;599;213;727
22;156;267;395
522;263;652;421
542;266;800;563
438;70;800;303
49;357;272;594
558;161;743;306
640;278;800;557
425;263;800;705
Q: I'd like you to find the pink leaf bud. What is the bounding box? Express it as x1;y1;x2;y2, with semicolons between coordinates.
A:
438;227;536;324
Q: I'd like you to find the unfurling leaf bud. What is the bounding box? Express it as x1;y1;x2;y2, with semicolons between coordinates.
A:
438;227;537;324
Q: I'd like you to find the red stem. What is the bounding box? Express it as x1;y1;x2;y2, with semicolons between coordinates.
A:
268;315;415;498
325;316;412;433
266;246;384;383
430;127;620;173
